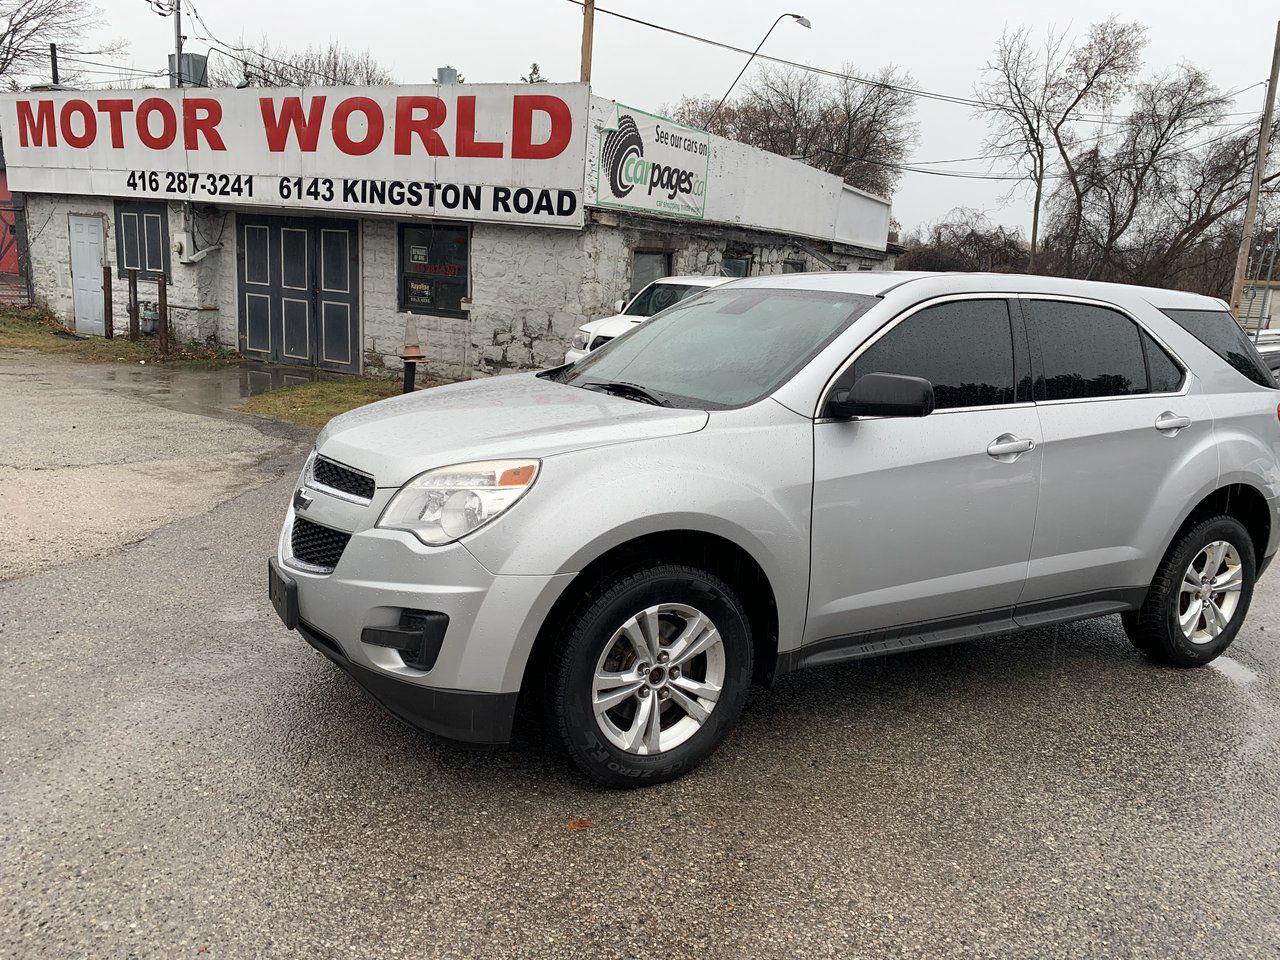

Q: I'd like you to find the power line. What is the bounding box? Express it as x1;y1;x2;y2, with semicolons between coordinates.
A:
909;151;1025;166
68;67;168;79
138;0;344;86
183;0;344;85
566;0;996;111
817;150;1038;181
567;0;1269;127
74;76;168;88
570;0;1269;178
184;1;247;53
57;54;169;78
822;118;1257;181
196;35;340;86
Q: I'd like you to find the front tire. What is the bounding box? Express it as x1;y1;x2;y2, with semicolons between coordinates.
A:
549;564;753;788
1123;515;1256;667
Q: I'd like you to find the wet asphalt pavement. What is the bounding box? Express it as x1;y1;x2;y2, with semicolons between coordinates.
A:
3;356;1280;959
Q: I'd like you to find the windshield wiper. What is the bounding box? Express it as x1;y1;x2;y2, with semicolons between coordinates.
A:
578;379;671;407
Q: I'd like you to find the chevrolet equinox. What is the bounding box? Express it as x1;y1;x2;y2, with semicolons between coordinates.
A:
269;272;1280;787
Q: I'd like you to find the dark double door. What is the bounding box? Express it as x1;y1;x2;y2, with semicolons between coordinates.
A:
237;215;360;373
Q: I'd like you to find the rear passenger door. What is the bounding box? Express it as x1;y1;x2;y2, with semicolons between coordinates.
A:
1017;297;1215;612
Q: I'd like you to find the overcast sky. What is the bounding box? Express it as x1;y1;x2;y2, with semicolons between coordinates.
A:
98;0;1278;233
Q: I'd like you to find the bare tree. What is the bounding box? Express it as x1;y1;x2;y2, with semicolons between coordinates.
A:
976;19;1146;269
206;38;393;88
906;91;1274;298
0;0;121;87
1038;66;1276;295
897;209;1029;273
669;63;917;197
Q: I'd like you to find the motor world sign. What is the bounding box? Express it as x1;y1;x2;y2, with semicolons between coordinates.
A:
0;83;589;227
596;103;709;219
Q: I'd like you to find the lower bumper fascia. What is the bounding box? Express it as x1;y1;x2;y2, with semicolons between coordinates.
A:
298;620;518;745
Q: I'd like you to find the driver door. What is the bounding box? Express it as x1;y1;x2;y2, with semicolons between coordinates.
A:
805;296;1043;648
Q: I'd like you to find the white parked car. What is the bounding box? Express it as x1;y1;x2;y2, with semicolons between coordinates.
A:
564;276;731;363
1254;331;1280;378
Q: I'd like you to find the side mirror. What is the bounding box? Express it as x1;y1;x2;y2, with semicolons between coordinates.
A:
825;372;935;420
614;298;626;313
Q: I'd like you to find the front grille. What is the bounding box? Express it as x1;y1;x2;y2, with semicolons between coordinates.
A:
590;335;614;350
311;456;375;501
290;517;352;572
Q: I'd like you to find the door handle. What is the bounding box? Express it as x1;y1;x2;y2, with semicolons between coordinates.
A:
987;434;1036;459
1154;412;1192;433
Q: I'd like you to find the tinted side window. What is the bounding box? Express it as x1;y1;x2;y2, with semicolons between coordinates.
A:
625;283;700;317
1030;301;1147;400
1143;332;1184;393
851;299;1017;409
1160;308;1276;388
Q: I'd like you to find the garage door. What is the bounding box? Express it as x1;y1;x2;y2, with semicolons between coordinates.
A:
237;215;360;373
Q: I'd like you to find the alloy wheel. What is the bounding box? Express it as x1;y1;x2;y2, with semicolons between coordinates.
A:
591;603;726;756
1178;540;1244;644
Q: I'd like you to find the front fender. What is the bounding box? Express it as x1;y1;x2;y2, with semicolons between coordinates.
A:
462;402;815;659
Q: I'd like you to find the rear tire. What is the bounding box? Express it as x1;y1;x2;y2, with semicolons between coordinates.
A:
1123;515;1256;667
548;564;753;788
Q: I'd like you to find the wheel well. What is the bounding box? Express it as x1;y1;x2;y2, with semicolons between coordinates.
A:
1176;483;1271;563
517;531;781;716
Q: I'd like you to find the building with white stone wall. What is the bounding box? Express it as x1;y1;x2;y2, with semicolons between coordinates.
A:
6;83;895;381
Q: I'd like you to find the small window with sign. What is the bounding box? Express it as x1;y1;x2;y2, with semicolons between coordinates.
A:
398;223;469;316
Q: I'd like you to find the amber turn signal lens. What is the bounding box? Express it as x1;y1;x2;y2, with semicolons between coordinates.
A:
499;464;537;486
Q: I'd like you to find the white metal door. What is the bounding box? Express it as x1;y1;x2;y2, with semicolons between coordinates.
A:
69;215;104;335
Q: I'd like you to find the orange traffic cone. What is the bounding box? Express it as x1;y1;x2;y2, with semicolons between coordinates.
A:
400;317;423;392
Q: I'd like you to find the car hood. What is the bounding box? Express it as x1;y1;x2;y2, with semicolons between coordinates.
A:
580;313;645;338
316;373;709;488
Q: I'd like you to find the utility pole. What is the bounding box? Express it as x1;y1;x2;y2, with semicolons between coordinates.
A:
1230;20;1280;317
49;43;59;84
579;0;594;84
169;0;194;254
171;0;184;87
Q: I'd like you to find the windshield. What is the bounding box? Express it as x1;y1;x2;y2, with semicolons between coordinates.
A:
624;282;705;317
557;288;879;409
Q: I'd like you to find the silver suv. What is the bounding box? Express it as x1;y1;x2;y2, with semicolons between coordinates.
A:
269;272;1280;787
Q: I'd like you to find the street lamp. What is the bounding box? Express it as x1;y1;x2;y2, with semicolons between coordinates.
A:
709;12;811;123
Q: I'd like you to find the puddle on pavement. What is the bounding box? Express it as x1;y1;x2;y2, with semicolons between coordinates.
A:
88;361;361;422
1210;655;1262;687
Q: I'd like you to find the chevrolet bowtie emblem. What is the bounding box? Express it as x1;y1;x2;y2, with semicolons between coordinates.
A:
293;489;313;512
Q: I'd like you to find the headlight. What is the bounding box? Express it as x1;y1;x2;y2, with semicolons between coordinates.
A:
571;330;590;351
299;449;317;486
377;459;540;545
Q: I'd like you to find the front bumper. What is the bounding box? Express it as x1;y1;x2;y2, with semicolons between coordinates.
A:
564;347;588;364
297;617;518;744
273;498;572;745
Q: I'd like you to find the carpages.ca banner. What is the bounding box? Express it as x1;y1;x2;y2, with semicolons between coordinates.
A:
0;84;589;228
596;103;709;219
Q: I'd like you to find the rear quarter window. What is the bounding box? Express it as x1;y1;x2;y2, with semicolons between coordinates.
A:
1159;308;1277;389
